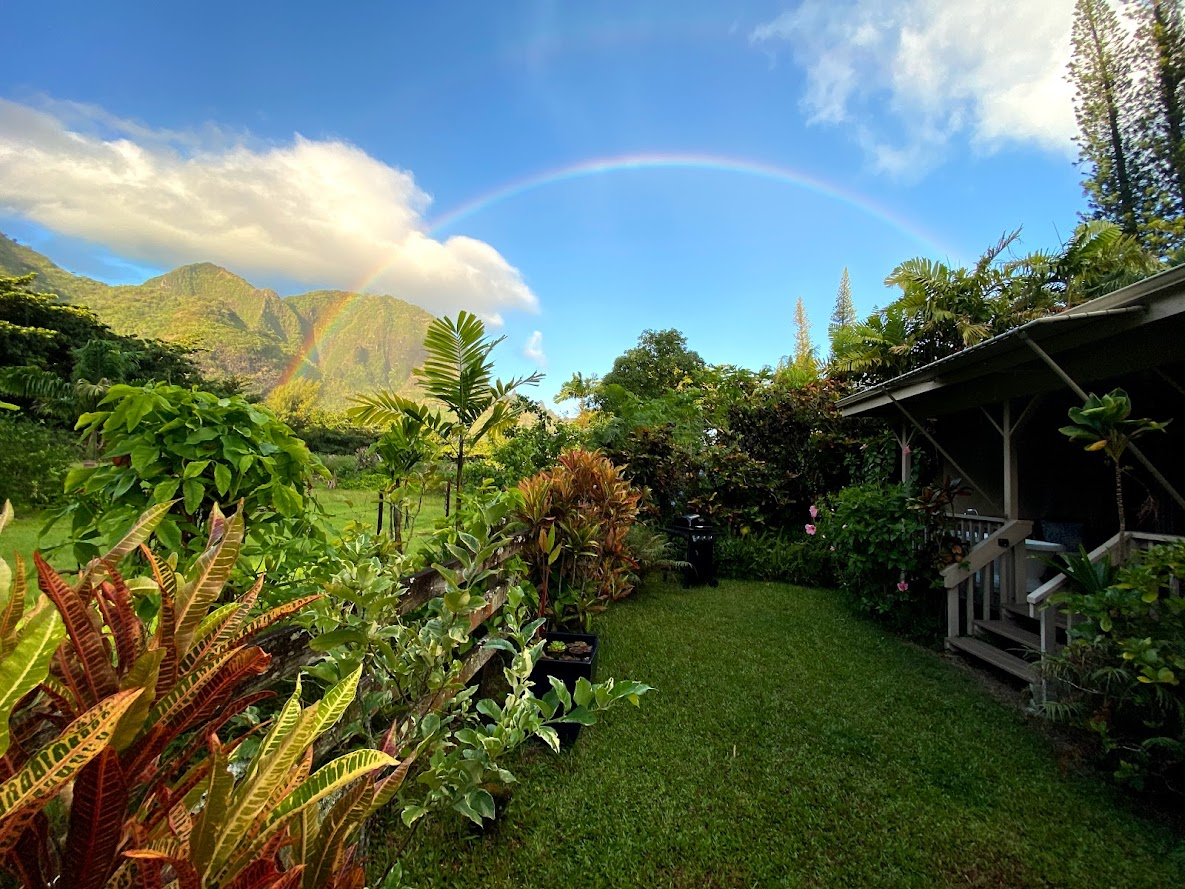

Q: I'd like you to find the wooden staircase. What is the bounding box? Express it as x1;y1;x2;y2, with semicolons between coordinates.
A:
941;517;1038;685
942;522;1183;686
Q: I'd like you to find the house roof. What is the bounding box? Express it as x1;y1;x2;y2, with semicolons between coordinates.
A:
837;264;1185;420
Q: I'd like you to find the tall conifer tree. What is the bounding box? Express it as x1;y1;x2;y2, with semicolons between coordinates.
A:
1127;0;1185;250
1069;0;1141;235
829;267;856;332
792;297;818;376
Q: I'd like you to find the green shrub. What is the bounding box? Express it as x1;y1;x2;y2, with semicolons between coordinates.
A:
50;383;327;592
0;414;77;507
820;483;939;638
715;529;833;586
1040;541;1185;793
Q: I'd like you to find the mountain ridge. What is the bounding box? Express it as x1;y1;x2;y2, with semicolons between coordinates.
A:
0;234;432;408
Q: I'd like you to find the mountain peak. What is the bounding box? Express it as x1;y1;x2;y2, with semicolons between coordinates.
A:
146;262;260;297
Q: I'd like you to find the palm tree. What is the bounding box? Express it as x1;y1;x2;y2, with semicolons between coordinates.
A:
349;311;542;508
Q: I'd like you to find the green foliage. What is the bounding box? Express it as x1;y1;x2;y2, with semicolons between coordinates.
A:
350;311;542;506
819;483;941;638
0;415;77;507
598;328;705;402
0;272;207;428
263;375;323;428
833;224;1158;386
715;530;833;586
463;402;587;490
1060;388;1170;462
516;449;642;631
1040;541;1185;793
1059;388;1170;548
51;383;326;583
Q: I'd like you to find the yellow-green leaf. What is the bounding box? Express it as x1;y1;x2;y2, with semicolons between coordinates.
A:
0;688;142;819
0;608;66;756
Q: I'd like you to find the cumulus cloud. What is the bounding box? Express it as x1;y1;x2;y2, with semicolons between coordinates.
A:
522;329;547;367
751;0;1076;176
0;99;538;323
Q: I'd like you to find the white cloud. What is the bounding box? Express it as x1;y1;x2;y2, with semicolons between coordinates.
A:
0;99;538;323
751;0;1077;176
523;329;547;367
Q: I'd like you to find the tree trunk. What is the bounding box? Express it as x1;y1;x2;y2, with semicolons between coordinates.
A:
1087;7;1139;233
376;488;384;535
1115;460;1128;562
455;434;465;520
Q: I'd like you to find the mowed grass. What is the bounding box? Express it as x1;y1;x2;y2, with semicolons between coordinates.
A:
1;487;448;576
374;579;1185;889
315;487;446;553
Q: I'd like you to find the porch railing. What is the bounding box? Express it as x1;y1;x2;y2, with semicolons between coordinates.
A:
942;519;1033;646
1026;531;1183;654
950;513;1007;548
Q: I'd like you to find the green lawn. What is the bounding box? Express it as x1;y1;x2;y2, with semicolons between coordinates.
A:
372;579;1185;889
315;487;446;552
1;488;448;575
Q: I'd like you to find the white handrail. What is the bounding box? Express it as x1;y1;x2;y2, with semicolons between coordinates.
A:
942;520;1033;588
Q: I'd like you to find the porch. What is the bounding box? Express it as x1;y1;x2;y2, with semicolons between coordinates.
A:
940;517;1182;684
839;264;1185;683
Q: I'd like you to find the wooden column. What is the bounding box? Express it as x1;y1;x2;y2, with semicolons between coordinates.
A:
1002;400;1019;521
898;423;912;484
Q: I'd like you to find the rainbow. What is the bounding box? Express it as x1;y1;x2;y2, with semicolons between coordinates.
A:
277;151;955;388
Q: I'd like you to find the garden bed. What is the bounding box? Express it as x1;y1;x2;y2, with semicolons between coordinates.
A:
369;579;1185;888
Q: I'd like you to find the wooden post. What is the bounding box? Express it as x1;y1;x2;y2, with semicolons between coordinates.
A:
946;583;960;645
898;423;912;484
1002;400;1019;522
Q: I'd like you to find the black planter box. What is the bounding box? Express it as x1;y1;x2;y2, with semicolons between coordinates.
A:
530;631;598;746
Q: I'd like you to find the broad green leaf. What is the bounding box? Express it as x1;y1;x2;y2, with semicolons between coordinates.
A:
0;608;66;756
308;628;369;651
182;478;204;515
573;676;594;708
214;463;232;496
262;748;395;831
547;674;572;710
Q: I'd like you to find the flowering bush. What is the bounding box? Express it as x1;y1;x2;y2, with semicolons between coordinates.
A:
814;483;941;638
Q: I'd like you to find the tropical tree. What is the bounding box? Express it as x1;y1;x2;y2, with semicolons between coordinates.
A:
599;328;705;402
264;376;323;428
1060;389;1170;559
349;311;542;507
373;414;438;545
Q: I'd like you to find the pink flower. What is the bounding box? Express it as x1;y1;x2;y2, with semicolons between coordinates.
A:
809;504;819;519
902;445;912;457
896;580;909;592
805;524;817;536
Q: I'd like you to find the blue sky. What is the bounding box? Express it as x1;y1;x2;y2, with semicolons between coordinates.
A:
0;1;1082;404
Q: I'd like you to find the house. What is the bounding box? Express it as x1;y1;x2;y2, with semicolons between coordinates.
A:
836;265;1185;682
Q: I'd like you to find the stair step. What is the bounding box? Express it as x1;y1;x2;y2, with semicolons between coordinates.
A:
1002;601;1068;630
974;620;1040;652
948;637;1039;685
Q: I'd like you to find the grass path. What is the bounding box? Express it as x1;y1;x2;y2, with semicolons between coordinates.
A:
375;580;1185;888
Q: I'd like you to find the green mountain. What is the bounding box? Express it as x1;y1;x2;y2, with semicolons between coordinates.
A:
0;234;432;407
